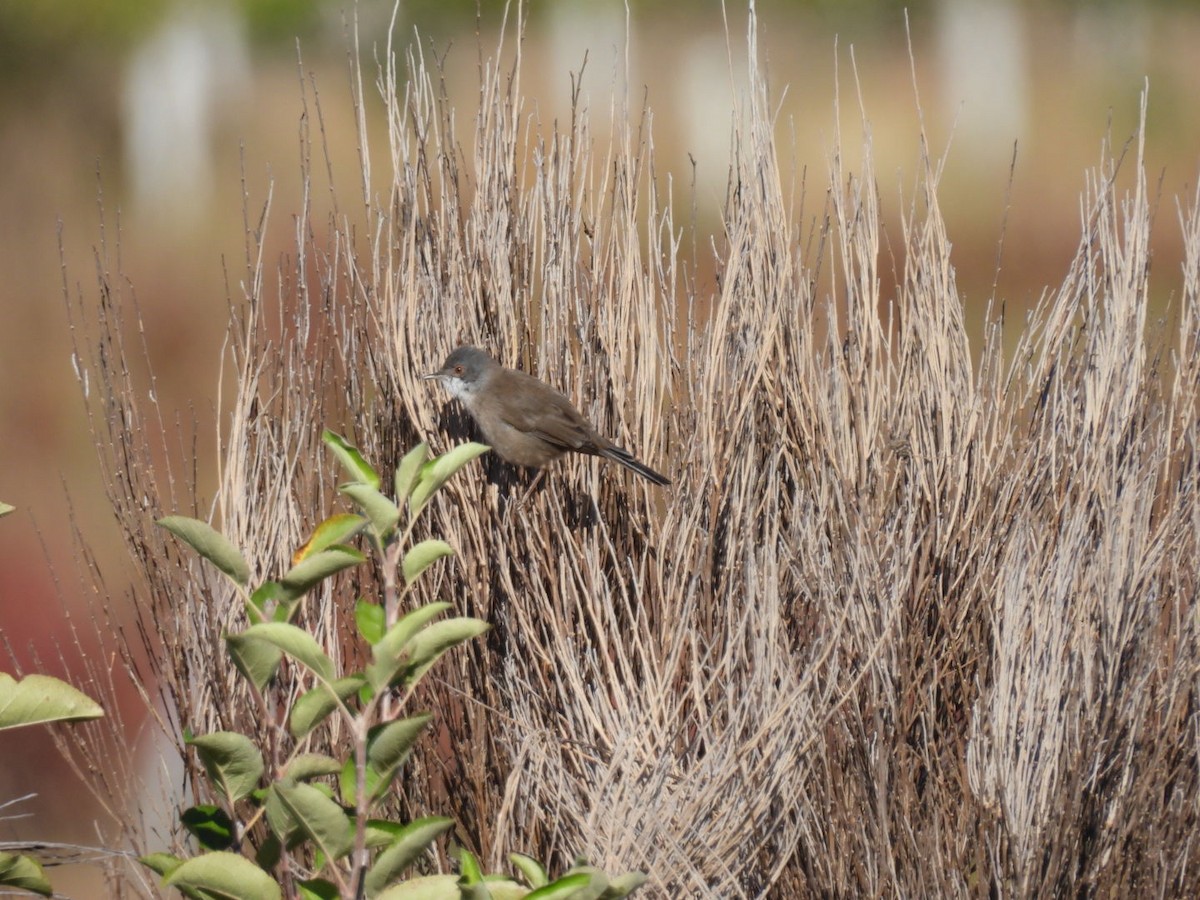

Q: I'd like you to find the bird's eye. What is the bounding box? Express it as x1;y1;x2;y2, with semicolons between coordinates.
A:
454;365;464;375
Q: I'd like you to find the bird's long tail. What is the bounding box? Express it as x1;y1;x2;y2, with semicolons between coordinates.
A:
602;446;671;486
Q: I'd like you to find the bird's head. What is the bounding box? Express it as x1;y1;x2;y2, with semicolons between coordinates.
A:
423;346;497;403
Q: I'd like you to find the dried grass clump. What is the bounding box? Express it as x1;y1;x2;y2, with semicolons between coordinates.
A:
53;7;1199;898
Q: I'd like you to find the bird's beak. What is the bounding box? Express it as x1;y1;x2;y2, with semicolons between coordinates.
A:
422;371;440;381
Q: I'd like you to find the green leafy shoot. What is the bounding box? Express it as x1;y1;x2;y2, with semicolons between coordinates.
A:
142;438;642;899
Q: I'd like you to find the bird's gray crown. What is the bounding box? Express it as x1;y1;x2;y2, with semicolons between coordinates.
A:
432;346;497;403
440;346;493;381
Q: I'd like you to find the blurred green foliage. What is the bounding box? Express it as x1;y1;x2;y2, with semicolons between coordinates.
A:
0;0;932;84
8;0;1164;86
0;0;169;76
0;0;325;81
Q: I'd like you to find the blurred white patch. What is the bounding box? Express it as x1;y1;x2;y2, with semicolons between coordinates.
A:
936;0;1029;164
547;0;630;108
677;35;738;200
122;4;250;231
1071;4;1148;75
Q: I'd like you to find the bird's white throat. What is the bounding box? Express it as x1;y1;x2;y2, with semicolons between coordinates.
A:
441;375;477;404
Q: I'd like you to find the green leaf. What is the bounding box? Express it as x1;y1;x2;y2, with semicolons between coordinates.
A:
363;819;407;850
181;804;235;851
601;871;648;897
374;874;460;899
341;483;402;539
526;873;594;899
509;853;548;888
246;583;306;625
163;851;282;900
281;547;365;601
294;514;369;563
158;515;251;587
297;878;341;900
284;753;343;783
338;755;377;808
226;632;283;692
457;848;483;884
290;676;366;740
367;715;431;796
242;623;335;682
340;714;433;805
247;582;287;625
273;782;354;862
265;784;300;845
377;603;451;655
409;442;490;515
368;714;433;774
481;880;532;900
0;672;103;730
401;617;490;689
0;851;52;896
363;817;455;897
556;864;618;899
0;502;15;518
255;833;282;871
324;430;381;488
394;443;429;502
138;852;184;879
356;600;385;644
187;731;264;804
366;603;451;692
402;540;454;585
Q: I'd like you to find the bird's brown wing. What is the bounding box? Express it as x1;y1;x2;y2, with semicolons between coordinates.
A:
496;370;602;452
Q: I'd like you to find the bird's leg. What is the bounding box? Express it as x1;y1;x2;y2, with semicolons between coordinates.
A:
512;468;546;509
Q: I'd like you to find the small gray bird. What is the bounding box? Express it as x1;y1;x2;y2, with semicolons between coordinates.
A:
424;346;670;486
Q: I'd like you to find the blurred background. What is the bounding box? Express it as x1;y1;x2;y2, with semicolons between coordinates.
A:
2;0;1198;889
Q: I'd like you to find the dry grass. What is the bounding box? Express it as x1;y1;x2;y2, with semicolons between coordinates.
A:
49;5;1200;897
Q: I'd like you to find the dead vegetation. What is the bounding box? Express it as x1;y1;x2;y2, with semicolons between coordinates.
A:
54;6;1200;897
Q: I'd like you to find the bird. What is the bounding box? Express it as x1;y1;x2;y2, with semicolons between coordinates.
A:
424;346;670;486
